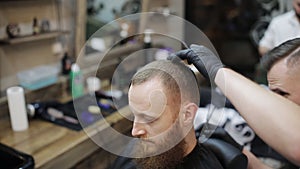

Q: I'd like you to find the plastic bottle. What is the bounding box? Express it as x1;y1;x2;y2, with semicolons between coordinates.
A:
143;29;152;49
143;29;154;63
61;52;72;75
119;23;129;45
70;63;84;98
32;17;40;35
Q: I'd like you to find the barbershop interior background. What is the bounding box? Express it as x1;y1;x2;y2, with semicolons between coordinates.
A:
0;0;296;168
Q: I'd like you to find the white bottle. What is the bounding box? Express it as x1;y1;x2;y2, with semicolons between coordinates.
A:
6;86;29;131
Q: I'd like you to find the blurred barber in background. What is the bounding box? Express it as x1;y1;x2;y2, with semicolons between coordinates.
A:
258;0;300;56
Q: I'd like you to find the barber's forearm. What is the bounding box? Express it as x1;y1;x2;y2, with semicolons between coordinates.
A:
214;68;300;165
214;68;273;127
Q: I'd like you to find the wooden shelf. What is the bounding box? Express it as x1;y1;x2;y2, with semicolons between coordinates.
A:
0;31;69;45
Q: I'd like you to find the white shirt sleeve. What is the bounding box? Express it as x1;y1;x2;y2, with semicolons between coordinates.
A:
259;20;276;50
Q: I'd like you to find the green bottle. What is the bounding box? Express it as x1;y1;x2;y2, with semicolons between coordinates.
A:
70;63;84;98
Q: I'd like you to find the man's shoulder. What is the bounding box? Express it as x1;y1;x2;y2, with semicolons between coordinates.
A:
180;143;224;169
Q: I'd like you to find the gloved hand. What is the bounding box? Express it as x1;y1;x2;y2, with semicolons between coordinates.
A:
169;44;223;81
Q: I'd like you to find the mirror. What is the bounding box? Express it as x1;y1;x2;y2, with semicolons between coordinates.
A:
85;0;141;55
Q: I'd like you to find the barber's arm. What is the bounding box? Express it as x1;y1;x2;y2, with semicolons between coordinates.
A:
170;44;300;166
215;67;300;166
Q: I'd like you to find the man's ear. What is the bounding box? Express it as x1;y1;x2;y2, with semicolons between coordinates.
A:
182;103;198;126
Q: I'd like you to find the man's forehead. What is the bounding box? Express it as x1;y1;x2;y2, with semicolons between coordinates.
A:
132;91;166;111
268;57;300;88
129;81;168;117
268;58;288;75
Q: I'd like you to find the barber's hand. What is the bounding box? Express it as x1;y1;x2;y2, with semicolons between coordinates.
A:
170;44;223;81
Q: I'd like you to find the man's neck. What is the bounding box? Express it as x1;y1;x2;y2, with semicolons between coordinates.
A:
183;131;197;157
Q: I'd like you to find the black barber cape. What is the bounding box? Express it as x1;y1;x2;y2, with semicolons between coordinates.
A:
108;143;224;169
178;143;224;169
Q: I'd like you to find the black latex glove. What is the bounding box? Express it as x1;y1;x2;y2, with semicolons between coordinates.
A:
169;44;223;81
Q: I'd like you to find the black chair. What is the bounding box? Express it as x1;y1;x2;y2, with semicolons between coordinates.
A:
196;123;248;169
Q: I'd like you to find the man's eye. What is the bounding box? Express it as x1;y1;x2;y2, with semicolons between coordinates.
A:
144;116;155;123
275;90;289;97
132;115;153;124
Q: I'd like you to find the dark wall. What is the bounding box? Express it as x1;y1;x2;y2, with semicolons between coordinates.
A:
185;0;262;79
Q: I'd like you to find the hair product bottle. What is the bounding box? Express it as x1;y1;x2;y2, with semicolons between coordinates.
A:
70;63;84;98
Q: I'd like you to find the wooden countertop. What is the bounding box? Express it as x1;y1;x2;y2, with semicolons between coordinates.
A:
0;106;132;169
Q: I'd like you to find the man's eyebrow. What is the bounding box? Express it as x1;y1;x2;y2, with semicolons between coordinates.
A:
130;108;156;119
131;112;158;123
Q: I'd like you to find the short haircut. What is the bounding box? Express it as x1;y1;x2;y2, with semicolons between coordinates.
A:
131;60;200;106
260;38;300;71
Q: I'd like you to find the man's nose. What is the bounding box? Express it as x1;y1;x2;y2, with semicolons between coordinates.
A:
131;121;146;137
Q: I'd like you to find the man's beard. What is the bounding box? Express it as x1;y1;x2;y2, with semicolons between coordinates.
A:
133;120;187;169
134;140;186;169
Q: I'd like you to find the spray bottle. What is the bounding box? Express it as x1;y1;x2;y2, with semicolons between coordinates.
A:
70;63;84;98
